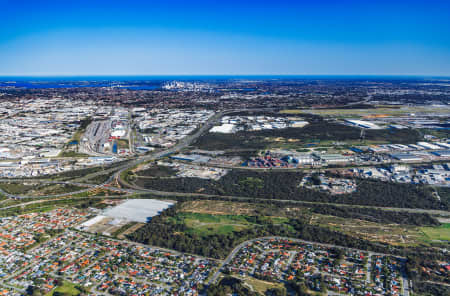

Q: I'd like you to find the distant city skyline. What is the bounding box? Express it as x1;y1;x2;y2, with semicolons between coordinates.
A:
1;0;449;76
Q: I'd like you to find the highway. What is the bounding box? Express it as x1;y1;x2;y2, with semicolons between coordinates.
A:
2;177;450;219
110;109;228;183
0;108;275;200
0;110;227;202
0;108;434;296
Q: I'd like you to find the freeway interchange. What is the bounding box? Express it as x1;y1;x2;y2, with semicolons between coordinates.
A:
1;108;449;219
0;108;447;295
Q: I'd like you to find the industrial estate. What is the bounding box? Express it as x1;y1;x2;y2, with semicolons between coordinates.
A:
0;77;448;296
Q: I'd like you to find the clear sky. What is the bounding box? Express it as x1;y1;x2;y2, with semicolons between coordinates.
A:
1;0;449;76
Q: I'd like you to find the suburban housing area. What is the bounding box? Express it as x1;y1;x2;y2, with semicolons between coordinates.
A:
0;78;448;296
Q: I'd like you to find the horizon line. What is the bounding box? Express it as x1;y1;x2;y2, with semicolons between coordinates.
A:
0;74;449;79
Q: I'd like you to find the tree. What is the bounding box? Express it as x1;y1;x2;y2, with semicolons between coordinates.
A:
266;287;286;296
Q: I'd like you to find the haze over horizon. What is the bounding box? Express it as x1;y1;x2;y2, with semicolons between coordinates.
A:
1;0;449;76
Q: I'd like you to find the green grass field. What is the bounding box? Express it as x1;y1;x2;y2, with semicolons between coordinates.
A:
116;139;129;149
280;106;450;117
136;165;177;177
0;182;86;196
169;212;289;236
311;214;431;246
420;223;450;242
47;281;81;296
0;183;35;195
58;150;89;158
240;276;286;294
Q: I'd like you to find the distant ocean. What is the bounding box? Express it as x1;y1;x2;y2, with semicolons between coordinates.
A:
0;75;448;89
0;76;164;89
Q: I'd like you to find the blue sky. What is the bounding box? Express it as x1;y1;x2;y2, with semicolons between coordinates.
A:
0;0;449;76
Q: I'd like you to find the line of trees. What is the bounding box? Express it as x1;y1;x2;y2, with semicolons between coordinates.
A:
309;204;441;226
135;169;448;210
193;114;421;150
126;204;392;259
138;192;441;228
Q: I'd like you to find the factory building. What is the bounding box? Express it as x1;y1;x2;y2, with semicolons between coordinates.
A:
390;153;423;162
